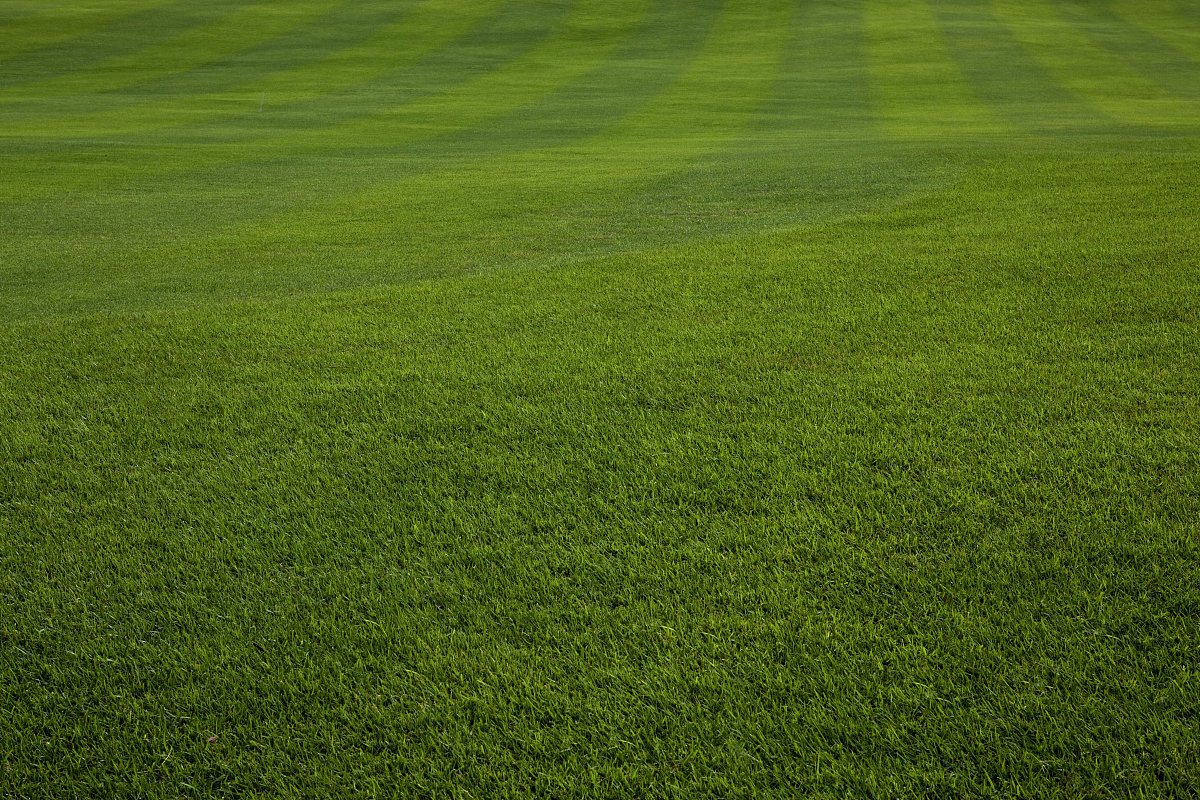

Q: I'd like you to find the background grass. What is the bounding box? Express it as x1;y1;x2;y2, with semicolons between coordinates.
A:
2;1;1199;797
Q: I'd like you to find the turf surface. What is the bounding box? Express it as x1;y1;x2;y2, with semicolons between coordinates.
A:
2;1;1199;796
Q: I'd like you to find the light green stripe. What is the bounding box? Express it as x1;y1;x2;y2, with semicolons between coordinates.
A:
0;0;174;64
994;0;1200;127
278;0;652;153
112;0;795;288
0;0;504;140
0;0;347;100
931;1;1105;133
756;0;874;137
864;0;1004;139
245;0;493;102
600;0;793;152
1110;0;1200;62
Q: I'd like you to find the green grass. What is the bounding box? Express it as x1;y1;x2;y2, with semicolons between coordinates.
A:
2;1;1198;796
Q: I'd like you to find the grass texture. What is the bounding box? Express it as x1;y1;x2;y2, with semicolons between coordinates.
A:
2;1;1199;796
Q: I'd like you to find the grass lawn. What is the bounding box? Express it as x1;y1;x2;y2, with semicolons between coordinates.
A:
2;1;1198;796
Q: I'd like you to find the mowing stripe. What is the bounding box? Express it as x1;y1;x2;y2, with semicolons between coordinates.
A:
0;0;662;190
406;0;726;154
0;8;1198;794
676;0;946;239
1168;0;1200;28
0;1;45;30
217;0;798;268
274;0;652;154
0;0;799;317
0;0;173;66
3;0;1195;322
756;0;874;137
600;0;793;151
0;0;439;137
0;0;574;144
126;0;509;144
992;0;1200;128
0;0;228;87
0;0;348;102
145;0;768;262
237;0;507;111
108;0;716;230
1054;1;1200;100
0;0;525;195
1110;0;1200;62
864;0;1003;139
159;0;530;147
931;1;1106;133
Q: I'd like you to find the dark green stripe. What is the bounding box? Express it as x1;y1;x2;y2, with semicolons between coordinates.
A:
0;0;236;86
1058;1;1200;100
933;1;1109;133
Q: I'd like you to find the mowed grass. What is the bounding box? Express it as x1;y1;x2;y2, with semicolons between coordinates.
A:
1;1;1198;796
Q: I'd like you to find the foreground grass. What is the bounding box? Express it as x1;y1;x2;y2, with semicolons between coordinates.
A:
2;1;1199;796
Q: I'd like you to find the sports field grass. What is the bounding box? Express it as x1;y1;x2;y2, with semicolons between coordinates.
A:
2;1;1198;796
